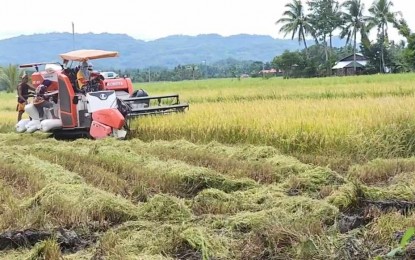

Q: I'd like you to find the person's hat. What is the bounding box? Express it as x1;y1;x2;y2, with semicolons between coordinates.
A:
21;71;28;79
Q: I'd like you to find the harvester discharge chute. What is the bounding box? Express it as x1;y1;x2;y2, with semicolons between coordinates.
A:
15;49;189;140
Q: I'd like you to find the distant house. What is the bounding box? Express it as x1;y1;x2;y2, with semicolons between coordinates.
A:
332;53;368;76
259;68;283;76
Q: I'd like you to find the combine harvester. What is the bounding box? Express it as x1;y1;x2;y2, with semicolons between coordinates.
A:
16;49;189;139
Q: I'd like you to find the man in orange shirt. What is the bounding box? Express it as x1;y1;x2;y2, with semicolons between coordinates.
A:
76;61;93;89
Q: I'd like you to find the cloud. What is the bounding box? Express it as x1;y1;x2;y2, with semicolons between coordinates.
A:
0;0;412;41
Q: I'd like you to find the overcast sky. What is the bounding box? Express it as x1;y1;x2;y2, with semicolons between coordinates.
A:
0;0;411;41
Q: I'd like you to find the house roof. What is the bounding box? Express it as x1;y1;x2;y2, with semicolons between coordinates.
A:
332;60;368;69
260;69;278;74
338;53;368;62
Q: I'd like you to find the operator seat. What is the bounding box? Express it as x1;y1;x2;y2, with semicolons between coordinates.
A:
58;74;78;128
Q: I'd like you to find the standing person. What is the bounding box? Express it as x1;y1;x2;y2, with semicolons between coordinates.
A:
16;72;35;122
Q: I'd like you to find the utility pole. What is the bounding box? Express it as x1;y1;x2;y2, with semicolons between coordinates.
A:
202;60;206;79
72;22;75;50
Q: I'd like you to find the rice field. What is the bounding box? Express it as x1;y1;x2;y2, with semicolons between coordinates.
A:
1;74;415;259
136;74;415;170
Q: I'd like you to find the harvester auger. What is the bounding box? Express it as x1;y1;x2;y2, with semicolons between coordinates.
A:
16;49;189;139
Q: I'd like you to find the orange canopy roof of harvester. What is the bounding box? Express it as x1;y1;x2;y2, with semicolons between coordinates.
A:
59;49;119;61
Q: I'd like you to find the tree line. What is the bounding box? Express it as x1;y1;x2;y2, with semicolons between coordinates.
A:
273;0;414;77
113;59;274;83
0;59;274;92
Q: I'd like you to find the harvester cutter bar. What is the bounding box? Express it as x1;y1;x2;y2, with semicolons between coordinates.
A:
121;93;189;118
127;103;189;117
122;94;181;105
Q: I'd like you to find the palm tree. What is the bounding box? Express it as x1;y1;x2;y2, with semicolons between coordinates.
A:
340;0;366;73
0;68;7;91
276;0;312;56
0;64;20;93
367;0;401;73
328;1;343;51
307;0;343;75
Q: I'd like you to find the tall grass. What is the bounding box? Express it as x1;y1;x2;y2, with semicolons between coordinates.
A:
134;95;415;160
139;73;415;103
0;92;19;126
2;74;415;163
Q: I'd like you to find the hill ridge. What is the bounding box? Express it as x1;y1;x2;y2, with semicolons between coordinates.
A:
0;32;342;69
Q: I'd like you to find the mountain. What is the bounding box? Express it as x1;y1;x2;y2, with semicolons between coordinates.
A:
0;33;345;69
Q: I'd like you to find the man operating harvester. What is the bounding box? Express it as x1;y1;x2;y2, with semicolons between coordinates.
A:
32;79;59;119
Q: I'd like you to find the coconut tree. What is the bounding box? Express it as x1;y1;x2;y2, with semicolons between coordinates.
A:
367;0;401;73
276;0;313;56
340;0;366;73
0;64;20;93
0;68;7;91
307;0;343;75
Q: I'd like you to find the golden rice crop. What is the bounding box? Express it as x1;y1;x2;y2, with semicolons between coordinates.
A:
139;73;415;103
0;92;20;125
133;95;415;158
128;74;415;162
